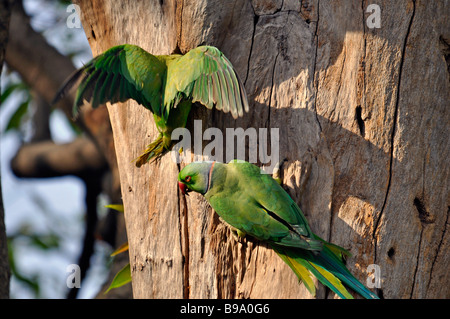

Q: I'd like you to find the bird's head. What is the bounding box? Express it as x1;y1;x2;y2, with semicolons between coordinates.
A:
178;161;215;195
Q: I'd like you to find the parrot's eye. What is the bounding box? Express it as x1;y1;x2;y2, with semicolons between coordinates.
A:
185;176;191;182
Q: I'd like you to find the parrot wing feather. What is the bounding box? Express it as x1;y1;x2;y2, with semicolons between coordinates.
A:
228;160;322;250
164;46;249;120
53;44;166;116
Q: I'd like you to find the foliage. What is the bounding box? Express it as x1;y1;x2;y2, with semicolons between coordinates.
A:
1;0;93;298
104;204;131;293
7;225;61;297
0;80;31;133
105;263;131;294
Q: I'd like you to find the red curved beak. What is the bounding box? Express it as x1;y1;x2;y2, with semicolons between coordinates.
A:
178;181;189;196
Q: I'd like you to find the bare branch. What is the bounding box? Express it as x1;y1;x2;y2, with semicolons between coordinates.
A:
5;1;76;117
11;138;106;179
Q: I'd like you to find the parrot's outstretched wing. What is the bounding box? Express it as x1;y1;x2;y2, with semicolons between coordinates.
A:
164;46;249;120
53;44;166;116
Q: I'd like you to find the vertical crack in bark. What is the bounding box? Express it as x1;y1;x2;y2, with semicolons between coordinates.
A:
177;164;190;298
373;0;416;260
268;52;280;130
244;8;257;86
357;0;367;138
426;207;450;295
174;1;190;298
175;0;183;51
361;0;367;100
181;193;190;298
312;0;322;132
410;226;423;298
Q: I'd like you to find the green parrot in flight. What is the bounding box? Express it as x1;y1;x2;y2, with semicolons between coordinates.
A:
178;160;379;299
54;45;249;167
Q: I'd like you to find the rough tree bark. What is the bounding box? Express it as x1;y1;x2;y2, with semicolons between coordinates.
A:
75;0;449;299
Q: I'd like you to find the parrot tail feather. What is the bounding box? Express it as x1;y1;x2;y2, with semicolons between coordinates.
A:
134;135;172;167
273;245;317;296
315;246;379;299
271;243;379;299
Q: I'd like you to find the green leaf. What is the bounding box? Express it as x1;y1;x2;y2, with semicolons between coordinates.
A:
0;83;26;106
110;242;129;257
66;117;83;136
105;204;124;212
105;263;131;293
29;234;60;250
6;99;30;132
7;239;40;295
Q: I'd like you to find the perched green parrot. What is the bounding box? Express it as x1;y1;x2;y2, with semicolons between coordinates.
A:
54;45;249;167
178;160;379;299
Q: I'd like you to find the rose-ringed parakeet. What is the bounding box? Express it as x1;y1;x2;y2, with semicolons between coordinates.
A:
54;45;249;167
178;160;379;299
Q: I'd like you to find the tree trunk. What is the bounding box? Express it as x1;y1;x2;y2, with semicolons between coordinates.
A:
75;0;449;299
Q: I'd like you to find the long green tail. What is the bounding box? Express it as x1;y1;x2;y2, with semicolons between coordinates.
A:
272;240;379;299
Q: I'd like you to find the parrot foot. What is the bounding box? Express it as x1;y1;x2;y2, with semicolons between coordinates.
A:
230;228;247;244
134;135;172;167
272;158;287;185
218;216;247;243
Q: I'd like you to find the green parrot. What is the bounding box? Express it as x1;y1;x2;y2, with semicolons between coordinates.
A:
178;160;379;299
53;45;248;167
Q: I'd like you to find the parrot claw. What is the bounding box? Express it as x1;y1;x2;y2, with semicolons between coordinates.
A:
219;217;247;243
133;134;172;167
230;228;247;243
271;158;288;185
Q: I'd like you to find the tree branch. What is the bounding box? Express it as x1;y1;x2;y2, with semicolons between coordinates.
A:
10;138;106;179
5;1;119;190
5;1;75;117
